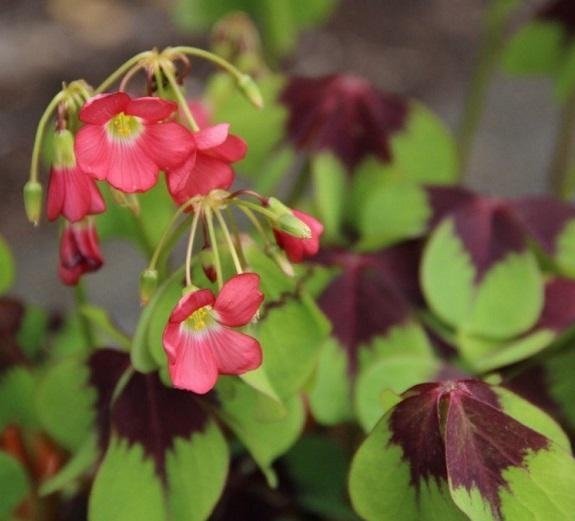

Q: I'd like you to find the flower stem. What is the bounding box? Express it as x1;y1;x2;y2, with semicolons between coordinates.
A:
94;51;153;94
29;92;65;183
456;0;518;179
205;207;224;289
215;209;243;274
185;210;202;287
161;64;199;131
74;282;96;348
235;199;277;221
237;205;273;245
168;46;245;83
549;91;575;199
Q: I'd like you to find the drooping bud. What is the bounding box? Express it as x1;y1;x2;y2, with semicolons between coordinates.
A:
23;180;43;226
139;268;158;305
52;129;76;168
200;247;217;283
267;197;311;239
237;74;264;109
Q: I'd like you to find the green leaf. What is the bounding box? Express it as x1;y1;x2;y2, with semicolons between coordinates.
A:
308;339;354;426
501;22;564;75
349;413;467;521
39;435;97;496
0;234;15;294
89;439;166;521
390;102;458;184
255;294;329;400
49;312;90;360
421;219;475;327
546;348;575;429
312;153;348;243
0;452;29;518
16;305;49;359
217;378;304;485
36;358;95;451
555;218;575;276
80;304;131;350
357;176;431;250
0;367;37;431
165;421;229;521
284;435;359;521
458;329;555;373
555;41;575;103
463;252;544;339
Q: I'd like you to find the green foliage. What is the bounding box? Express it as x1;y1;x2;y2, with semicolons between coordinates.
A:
36;357;96;451
16;304;49;359
0;367;37;431
0;452;29;518
0;234;15;294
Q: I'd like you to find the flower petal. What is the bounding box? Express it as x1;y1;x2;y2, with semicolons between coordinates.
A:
168;332;219;394
167;153;234;203
169;289;215;324
214;273;263;327
207;134;247;162
142;122;194;170
193;124;230;150
75;125;110;181
126;97;177;122
208;327;262;374
80;92;130;125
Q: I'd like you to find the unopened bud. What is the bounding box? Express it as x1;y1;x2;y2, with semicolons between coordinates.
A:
237;74;264;109
267;197;311;238
23;180;43;226
52;129;76;168
139;269;158;305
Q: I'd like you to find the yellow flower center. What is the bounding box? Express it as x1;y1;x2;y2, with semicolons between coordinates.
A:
185;306;213;332
108;112;141;138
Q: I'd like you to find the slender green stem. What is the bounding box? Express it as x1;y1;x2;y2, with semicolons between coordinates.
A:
205;207;224;289
111;366;135;405
119;63;144;92
74;282;96;348
456;0;518;179
154;68;166;97
168;46;245;82
226;208;247;267
29;92;65;183
235;199;277;221
185;210;202;287
161;64;199;131
94;51;152;94
215;209;243;274
148;199;196;270
549;91;575;199
237;206;273;245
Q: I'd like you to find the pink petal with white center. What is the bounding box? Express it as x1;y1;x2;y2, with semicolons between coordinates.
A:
75;125;111;181
80;92;130;125
194;124;230;150
142;122;195;170
206;134;248;162
162;322;182;363
106;138;161;192
167;153;235;203
214;273;263;327
168;332;219;394
126;97;177;122
169;288;215;324
208;326;262;374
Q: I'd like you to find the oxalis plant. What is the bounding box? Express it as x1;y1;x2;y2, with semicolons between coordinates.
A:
3;1;575;520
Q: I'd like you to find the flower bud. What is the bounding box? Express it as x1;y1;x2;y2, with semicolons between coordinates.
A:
23;180;43;225
237;74;264;109
139;268;158;305
52;129;76;168
267;197;311;239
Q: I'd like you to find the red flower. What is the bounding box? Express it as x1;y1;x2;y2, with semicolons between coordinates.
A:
280;74;408;171
46;129;105;222
163;273;263;394
274;209;324;263
166;123;247;204
58;220;103;285
75;92;193;193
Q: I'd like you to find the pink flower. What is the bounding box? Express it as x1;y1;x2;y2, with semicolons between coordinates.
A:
166;123;247;205
75;92;193;193
58;220;103;285
274;209;324;263
46;129;105;222
163;273;263;394
280;74;407;171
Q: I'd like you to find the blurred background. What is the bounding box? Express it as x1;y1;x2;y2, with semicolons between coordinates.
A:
0;0;556;320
